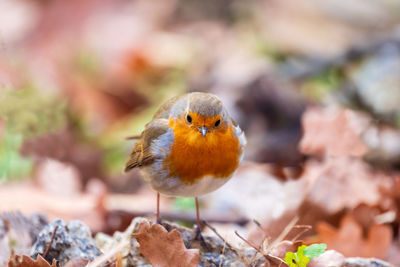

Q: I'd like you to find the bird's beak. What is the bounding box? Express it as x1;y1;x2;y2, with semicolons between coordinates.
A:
200;126;208;137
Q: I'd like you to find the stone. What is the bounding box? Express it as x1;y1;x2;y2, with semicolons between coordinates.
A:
343;257;395;267
31;219;102;266
309;250;345;267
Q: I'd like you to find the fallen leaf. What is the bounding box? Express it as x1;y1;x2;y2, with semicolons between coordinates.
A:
8;254;56;267
302;157;391;214
316;215;392;258
351;204;381;231
270;240;302;259
133;221;199;267
300;106;369;157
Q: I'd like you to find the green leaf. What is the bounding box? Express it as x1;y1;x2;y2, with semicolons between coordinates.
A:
297;245;307;257
298;256;310;267
284;245;310;267
284;252;298;267
296;245;310;267
304;244;327;259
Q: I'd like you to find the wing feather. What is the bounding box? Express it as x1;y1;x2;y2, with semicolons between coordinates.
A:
124;119;170;172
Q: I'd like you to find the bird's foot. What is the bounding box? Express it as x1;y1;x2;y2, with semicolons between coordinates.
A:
192;222;212;251
194;223;202;240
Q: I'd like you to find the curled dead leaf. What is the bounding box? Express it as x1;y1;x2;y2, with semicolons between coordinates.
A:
316;215;392;258
133;221;199;267
8;254;56;267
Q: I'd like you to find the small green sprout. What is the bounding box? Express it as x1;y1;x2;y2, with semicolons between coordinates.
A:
284;244;327;267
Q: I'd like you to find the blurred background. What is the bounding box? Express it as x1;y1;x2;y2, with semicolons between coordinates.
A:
1;0;400;265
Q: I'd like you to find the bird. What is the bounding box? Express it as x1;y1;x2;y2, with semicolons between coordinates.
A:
124;92;246;235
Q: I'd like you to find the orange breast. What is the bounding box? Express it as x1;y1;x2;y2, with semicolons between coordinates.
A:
164;117;241;185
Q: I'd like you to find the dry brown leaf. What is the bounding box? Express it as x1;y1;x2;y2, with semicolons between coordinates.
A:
133;221;199;267
316;215;392;258
351;204;381;230
300;107;368;157
303;157;391;214
8;254;57;267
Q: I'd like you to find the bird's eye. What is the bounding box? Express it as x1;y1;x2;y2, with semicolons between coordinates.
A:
186;114;192;123
215;119;221;127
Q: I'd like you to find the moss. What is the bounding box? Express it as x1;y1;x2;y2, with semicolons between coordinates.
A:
0;87;67;180
0;87;66;138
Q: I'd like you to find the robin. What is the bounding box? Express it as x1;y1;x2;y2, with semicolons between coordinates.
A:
125;92;246;234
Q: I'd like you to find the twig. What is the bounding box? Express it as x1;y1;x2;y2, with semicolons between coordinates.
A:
265;254;289;267
270;216;299;248
43;226;58;258
251;220;269;263
252;219;262;227
234;230;265;267
234;231;262;254
203;220;238;255
234;231;288;267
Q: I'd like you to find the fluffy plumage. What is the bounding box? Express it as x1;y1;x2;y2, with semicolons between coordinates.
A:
125;92;246;197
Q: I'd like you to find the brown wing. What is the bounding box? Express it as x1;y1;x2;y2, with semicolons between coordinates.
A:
124;119;170;172
125;95;187;172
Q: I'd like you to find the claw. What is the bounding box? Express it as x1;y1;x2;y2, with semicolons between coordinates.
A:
192;223;212;251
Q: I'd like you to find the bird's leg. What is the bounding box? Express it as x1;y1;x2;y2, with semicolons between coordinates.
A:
156;192;162;224
193;197;211;250
194;197;204;239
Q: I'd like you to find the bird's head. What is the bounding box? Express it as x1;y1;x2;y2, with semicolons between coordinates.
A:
169;93;232;144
